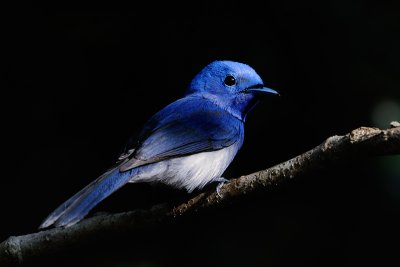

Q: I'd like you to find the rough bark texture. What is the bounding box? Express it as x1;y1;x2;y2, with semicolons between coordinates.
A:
1;123;399;266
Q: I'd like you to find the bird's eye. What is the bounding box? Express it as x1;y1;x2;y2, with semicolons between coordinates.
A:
224;75;236;86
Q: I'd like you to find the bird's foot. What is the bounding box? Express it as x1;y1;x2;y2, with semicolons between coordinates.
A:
214;177;229;198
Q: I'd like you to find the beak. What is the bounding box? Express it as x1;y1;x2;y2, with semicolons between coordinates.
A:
245;84;279;96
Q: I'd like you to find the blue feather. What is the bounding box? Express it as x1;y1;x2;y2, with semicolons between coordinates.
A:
120;96;242;169
40;166;135;228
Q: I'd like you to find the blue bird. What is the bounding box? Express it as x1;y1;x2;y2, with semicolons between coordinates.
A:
39;60;278;228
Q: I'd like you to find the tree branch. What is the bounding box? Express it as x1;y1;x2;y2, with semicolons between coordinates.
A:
1;122;399;266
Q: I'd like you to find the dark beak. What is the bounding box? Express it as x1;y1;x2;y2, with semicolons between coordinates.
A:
245;84;279;96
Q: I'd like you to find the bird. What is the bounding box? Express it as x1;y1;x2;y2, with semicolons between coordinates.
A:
39;60;279;229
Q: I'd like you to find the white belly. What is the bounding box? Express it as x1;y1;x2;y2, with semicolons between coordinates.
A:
130;144;239;192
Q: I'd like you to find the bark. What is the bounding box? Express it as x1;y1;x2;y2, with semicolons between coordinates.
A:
1;122;399;266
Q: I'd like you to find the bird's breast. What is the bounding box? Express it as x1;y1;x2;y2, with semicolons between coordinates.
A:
130;144;240;192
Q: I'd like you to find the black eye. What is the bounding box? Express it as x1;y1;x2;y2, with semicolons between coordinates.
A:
224;75;236;86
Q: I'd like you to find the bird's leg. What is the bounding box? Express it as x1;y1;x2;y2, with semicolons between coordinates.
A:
214;177;229;198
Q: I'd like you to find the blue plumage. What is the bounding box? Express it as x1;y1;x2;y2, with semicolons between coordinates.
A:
120;97;242;171
39;60;278;228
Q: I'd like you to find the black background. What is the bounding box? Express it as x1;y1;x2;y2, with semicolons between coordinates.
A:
2;1;400;266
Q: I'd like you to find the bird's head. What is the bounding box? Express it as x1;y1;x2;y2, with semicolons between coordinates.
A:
187;60;278;121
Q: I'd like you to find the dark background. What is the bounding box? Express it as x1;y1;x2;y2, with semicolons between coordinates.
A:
2;1;400;266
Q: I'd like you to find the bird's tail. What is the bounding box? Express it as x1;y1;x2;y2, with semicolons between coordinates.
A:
39;166;134;229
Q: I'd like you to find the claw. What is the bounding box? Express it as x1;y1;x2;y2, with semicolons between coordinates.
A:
214;177;228;198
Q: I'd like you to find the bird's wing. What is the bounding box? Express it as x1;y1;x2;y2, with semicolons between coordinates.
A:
119;96;243;172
